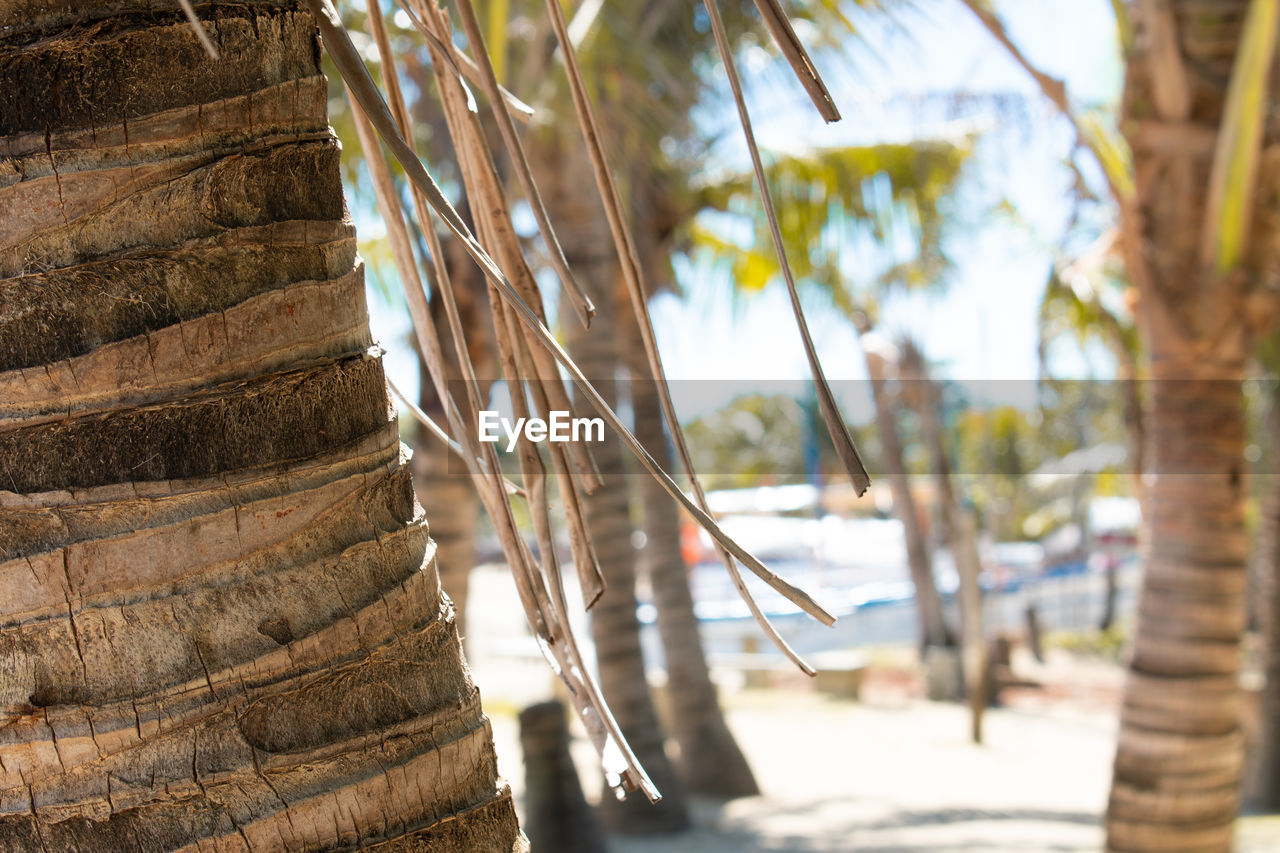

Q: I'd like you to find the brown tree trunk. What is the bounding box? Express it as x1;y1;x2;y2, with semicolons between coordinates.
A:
535;138;690;834
863;348;953;652
900;345;987;743
0;3;523;849
410;241;493;637
1250;400;1280;809
1107;364;1246;852
627;327;760;799
1105;2;1263;848
519;701;611;853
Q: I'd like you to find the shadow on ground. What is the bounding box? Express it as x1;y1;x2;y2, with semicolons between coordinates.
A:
608;797;1101;853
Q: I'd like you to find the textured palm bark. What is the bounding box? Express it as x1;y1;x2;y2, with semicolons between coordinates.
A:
0;3;523;850
1250;405;1280;808
533;136;689;833
627;332;759;799
1107;368;1246;852
519;701;611;853
412;430;479;633
1105;3;1264;849
863;351;952;652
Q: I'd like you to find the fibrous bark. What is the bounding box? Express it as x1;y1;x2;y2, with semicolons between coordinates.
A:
0;3;523;849
1250;401;1280;808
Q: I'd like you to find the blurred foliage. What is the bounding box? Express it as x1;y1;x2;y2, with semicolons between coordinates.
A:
684;392;876;491
1037;266;1139;377
1047;626;1128;663
690;140;972;316
686;393;809;490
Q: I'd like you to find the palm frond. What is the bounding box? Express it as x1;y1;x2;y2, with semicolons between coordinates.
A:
307;0;874;800
692;140;971;312
1201;0;1278;273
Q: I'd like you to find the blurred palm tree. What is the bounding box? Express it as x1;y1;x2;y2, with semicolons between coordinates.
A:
688;138;972;658
952;2;1279;843
1100;3;1279;848
1037;261;1141;633
513;0;930;823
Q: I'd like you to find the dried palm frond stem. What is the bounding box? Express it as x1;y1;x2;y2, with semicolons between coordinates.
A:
303;0;861;800
308;0;836;625
751;0;840;122
386;377;525;496
539;0;832;674
352;2;643;796
703;0;871;498
390;0;595;327
177;0;219;59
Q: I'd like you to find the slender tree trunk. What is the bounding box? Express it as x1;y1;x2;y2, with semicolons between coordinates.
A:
0;3;523;849
1103;2;1265;848
1100;562;1119;633
863;348;953;652
411;239;493;637
626;325;760;799
407;195;491;635
535;139;690;834
901;348;987;743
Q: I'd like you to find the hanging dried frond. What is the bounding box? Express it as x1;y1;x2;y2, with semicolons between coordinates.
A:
703;0;873;497
751;0;841;122
303;0;868;801
539;0;830;673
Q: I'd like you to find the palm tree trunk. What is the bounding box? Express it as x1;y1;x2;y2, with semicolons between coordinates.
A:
1106;364;1246;852
0;4;523;849
519;701;611;853
408;197;494;638
536;140;690;834
900;347;987;743
626;327;760;799
1105;2;1260;848
863;349;953;652
1250;399;1280;809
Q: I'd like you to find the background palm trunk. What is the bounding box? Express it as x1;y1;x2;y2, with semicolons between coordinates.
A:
863;348;953;652
1106;364;1246;852
900;346;987;743
0;3;523;848
537;140;690;833
626;324;760;799
409;204;494;638
519;701;611;853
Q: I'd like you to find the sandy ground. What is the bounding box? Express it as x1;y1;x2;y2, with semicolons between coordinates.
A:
464;565;1280;852
488;683;1114;852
